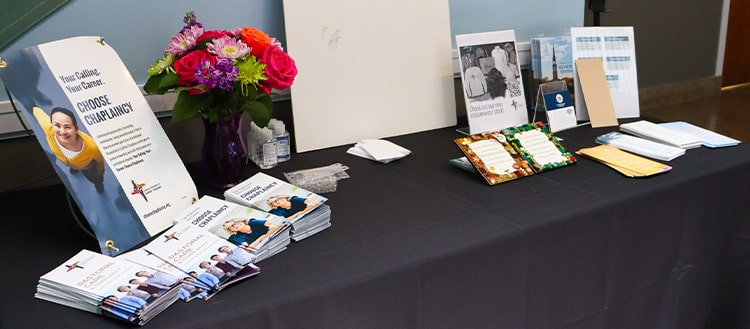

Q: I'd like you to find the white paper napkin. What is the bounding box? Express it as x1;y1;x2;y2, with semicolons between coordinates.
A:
346;139;411;164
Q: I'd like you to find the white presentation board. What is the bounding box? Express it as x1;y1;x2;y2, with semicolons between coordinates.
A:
283;0;457;152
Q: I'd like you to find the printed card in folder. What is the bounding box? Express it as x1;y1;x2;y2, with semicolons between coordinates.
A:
454;122;576;185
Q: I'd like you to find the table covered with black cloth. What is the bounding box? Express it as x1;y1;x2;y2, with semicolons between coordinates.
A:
2;122;749;329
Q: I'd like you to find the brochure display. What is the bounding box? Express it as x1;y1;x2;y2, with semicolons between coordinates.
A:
530;35;575;110
453;122;576;185
571;27;639;121
456;30;529;134
0;36;199;255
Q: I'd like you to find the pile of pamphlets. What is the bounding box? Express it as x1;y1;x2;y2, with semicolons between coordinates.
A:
35;250;182;326
224;172;331;242
171;195;292;262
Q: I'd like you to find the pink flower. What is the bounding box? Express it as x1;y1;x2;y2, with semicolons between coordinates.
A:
165;25;203;56
260;45;297;91
173;49;216;94
207;36;250;60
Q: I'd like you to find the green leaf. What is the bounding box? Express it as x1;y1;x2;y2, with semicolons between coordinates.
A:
159;72;180;89
172;92;211;122
243;100;272;127
143;75;168;94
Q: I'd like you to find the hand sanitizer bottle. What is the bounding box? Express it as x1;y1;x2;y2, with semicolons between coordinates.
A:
269;119;291;162
256;127;278;169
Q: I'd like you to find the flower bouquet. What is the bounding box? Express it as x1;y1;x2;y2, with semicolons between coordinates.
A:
144;11;297;126
144;12;297;187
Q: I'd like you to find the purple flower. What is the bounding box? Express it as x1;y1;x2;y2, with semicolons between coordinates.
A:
194;59;238;91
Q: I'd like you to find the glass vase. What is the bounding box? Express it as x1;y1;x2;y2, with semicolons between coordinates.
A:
201;112;248;188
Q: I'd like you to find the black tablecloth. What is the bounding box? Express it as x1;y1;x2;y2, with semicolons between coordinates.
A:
2;123;749;329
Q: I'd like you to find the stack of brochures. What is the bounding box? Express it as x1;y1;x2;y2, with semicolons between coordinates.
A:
140;222;261;300
117;248;214;303
35;249;182;326
619;120;703;149
595;131;685;161
288;203;332;241
171;195;291;263
659;121;741;148
224;172;331;242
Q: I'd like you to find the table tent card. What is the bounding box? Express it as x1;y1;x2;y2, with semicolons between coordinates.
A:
571;27;639;121
456;30;529;134
0;37;199;255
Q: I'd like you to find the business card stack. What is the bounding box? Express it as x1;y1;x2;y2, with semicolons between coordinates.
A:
35;249;181;326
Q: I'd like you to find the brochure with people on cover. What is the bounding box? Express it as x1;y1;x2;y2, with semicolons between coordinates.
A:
35;249;181;325
224;172;331;240
141;222;261;299
171;195;291;263
0;36;199;255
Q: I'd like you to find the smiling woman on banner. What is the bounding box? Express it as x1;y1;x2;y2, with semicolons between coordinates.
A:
33;106;105;191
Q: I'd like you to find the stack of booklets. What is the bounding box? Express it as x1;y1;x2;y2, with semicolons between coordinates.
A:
659;121;741;148
453;122;577;185
619;120;703;149
595;131;685;161
224;172;331;242
171;195;291;262
35;249;182;326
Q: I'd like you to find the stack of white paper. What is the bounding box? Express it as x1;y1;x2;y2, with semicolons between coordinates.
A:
619;120;703;149
659;121;741;148
596;131;685;161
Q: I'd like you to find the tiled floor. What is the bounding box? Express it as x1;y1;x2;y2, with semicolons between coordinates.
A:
642;83;750;143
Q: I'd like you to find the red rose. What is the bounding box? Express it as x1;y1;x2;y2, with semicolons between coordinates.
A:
173;49;216;94
196;30;230;45
260;46;297;91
